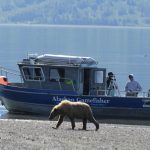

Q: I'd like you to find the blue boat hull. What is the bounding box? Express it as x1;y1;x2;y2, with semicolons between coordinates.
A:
1;85;150;118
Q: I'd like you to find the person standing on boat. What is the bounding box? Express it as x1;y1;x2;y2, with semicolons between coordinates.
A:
106;72;118;96
125;74;142;97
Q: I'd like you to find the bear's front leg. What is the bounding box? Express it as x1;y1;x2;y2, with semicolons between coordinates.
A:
88;116;99;131
69;117;75;130
82;118;87;130
53;115;64;129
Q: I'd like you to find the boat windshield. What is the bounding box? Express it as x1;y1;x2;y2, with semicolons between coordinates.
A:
22;66;44;81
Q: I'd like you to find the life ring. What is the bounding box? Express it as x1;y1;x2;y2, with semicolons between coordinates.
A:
0;76;9;85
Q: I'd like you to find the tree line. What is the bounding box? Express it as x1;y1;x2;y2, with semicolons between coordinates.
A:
0;0;150;26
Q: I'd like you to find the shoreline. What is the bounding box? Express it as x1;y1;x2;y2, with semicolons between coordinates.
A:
0;119;150;150
2;109;150;126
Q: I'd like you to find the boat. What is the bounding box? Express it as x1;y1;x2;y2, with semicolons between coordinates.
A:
0;53;150;118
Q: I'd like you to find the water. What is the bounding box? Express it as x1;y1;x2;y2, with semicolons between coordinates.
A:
0;24;150;118
0;105;8;117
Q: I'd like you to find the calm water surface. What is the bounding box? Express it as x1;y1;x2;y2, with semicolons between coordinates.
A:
0;103;48;120
0;24;150;119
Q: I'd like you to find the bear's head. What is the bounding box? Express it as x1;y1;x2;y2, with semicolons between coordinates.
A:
49;106;60;120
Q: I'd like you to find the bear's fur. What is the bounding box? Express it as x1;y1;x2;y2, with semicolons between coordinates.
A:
49;100;99;131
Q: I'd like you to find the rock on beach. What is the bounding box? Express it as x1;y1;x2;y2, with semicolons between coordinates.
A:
0;119;150;150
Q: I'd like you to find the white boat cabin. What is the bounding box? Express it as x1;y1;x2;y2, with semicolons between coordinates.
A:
18;54;106;95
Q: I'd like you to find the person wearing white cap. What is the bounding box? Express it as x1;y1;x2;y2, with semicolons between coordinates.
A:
125;74;142;96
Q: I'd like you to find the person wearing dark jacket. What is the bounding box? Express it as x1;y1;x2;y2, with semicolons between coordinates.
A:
106;72;118;96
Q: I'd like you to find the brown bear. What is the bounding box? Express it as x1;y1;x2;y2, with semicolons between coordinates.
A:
49;100;99;131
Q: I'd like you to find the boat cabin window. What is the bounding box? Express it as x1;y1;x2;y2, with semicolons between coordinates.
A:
22;67;44;81
94;70;104;83
49;68;65;82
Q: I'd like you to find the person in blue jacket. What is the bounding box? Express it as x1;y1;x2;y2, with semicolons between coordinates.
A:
125;74;142;97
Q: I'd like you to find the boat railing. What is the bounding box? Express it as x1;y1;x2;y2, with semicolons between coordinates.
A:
96;89;150;98
0;66;23;84
119;91;150;98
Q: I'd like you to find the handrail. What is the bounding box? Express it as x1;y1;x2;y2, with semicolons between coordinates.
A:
0;66;20;76
0;66;22;84
95;89;150;98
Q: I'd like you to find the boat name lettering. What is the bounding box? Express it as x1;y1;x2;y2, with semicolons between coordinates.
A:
52;96;110;104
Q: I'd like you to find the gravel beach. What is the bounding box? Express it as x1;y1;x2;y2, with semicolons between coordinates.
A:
0;119;150;150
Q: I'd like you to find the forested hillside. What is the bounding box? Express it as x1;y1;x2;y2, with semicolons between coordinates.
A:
0;0;150;26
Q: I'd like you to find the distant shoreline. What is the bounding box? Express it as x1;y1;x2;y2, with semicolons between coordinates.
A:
0;23;150;29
